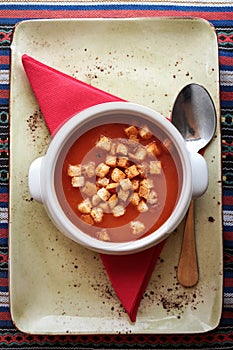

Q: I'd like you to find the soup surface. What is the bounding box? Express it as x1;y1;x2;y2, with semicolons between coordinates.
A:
61;122;179;243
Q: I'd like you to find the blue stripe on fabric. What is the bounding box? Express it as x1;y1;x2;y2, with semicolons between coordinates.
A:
221;85;233;92
0;3;233;12
0;99;8;105
0;85;8;90
0;65;9;70
220;65;233;71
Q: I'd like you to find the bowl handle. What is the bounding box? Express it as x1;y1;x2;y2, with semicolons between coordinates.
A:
28;157;44;203
188;152;208;198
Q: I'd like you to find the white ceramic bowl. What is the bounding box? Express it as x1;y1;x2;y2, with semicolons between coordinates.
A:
28;102;208;255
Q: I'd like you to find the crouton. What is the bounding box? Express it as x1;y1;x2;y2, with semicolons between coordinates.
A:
149;160;162;174
96;135;112;151
97;177;109;187
99;202;110;213
131;179;139;190
95;162;110;178
96;229;110;241
78;198;92;214
146;142;161;157
83;161;96;178
147;190;158;205
125;164;139;179
124;125;139;137
137;162;149;178
130;192;140;206
130;220;145;235
111;168;126;182
112;205;125;217
139;184;150;200
105;155;117;167
140;178;154;189
119;178;133;191
163;138;174;153
68;164;82;177
139;125;153;139
81;214;94;225
128;134;140;143
137;200;149;213
92;194;101;206
91;207;104;223
108;194;118;209
97;187;111;201
106;182;118;192
134;146;147;161
116;157;130;168
82;181;97;196
71;176;85;188
116;143;128;155
118;189;130;202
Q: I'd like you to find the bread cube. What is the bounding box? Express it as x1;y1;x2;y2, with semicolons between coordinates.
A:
78;198;92;214
105;155;117;167
140;178;154;189
81;214;94;225
83;161;96;178
147;190;158;205
108;194;118;209
125;164;139;179
130;220;145;235
118;189;130;202
82;181;97;196
71;176;85;188
99;202;110;213
128;134;140;143
119;178;133;191
106;182;118;192
131;179;139;190
124;125;138;137
112;205;125;217
116;157;130;168
139;125;153;139
146;142;161;157
137;162;149;178
116;143;128;155
96;229;110;242
91;207;104;223
134;146;147;161
68;164;82;177
149;161;162;174
92;194;101;206
111;168;126;182
95;162;110;178
130;192;140;206
96;135;112;151
139;184;150;200
137;200;149;213
97;177;109;187
97;187;111;201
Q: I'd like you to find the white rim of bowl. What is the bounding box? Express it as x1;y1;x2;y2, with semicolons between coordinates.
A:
41;102;192;254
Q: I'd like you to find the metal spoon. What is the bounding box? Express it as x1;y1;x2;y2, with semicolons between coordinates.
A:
171;83;216;287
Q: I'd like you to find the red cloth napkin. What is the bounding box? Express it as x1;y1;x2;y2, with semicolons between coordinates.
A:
22;54;166;322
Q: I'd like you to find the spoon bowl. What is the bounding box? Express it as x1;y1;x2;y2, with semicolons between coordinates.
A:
172;83;216;152
172;83;217;287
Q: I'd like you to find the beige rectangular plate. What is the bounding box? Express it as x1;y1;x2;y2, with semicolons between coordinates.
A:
9;18;222;334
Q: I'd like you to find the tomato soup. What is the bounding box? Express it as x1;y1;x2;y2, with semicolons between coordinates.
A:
59;121;179;243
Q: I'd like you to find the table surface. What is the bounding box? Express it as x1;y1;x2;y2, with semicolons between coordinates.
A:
0;1;232;348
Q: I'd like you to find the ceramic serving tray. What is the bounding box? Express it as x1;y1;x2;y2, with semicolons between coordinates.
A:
9;18;222;334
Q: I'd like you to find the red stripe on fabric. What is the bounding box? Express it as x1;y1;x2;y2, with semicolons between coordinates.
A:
221;91;233;101
225;232;233;241
224;278;233;287
0;91;9;99
0;193;8;202
222;310;233;319
0;278;8;287
0;312;11;321
0;56;9;65
223;196;233;205
0;10;233;20
220;55;233;66
0;228;8;238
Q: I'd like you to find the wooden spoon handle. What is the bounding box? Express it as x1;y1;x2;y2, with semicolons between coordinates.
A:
177;200;199;287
